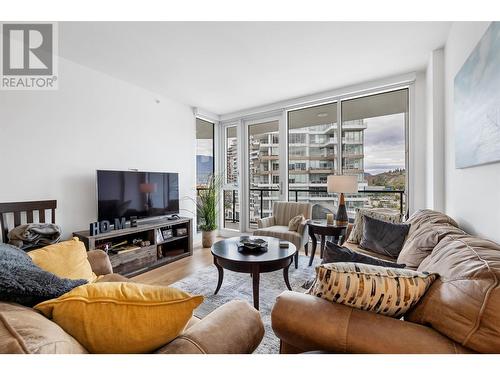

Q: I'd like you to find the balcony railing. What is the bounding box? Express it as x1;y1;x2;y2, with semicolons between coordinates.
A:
197;187;406;230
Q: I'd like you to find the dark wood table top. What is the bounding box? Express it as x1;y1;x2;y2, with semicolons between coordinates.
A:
211;236;296;263
307;219;347;229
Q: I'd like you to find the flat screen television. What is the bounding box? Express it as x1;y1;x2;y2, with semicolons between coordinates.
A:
96;170;179;223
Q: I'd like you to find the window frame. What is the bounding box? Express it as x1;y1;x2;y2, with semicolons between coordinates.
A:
217;77;414;234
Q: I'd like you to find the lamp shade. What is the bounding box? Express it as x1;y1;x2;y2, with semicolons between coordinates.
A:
139;183;157;194
327;175;358;194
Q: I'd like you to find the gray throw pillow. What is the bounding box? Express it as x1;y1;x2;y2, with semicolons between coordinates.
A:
322;241;406;268
0;243;87;307
301;241;406;289
360;215;410;258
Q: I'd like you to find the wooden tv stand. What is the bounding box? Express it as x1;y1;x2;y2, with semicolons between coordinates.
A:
73;217;193;277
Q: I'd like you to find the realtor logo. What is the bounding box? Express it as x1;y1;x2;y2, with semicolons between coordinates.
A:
1;22;58;90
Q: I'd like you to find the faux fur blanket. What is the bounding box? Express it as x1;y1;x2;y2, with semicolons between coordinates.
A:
8;223;62;250
0;243;86;306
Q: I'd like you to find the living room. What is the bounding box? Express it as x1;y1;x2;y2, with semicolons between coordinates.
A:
1;1;500;373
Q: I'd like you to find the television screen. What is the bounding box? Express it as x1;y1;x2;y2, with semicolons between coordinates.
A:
96;170;179;223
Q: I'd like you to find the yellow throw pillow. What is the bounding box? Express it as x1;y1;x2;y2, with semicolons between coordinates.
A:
34;282;204;354
308;262;436;318
28;238;97;282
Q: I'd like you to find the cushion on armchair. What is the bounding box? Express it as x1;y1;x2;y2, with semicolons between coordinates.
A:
254;225;302;250
288;215;305;232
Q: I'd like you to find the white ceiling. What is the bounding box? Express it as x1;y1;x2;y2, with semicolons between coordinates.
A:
59;22;451;115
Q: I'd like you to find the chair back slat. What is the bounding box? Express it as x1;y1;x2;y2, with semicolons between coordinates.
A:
13;212;21;227
0;200;57;244
39;209;46;222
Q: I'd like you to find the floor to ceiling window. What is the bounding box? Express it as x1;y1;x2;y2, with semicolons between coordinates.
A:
341;88;408;216
287;102;338;212
248;120;280;227
196;118;215;231
219;85;409;231
196;118;215;187
285;89;408;219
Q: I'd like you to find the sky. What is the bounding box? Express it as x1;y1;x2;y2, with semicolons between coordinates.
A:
196;139;214;157
363;113;406;175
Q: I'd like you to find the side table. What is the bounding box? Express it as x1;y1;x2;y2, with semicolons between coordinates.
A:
307;220;347;266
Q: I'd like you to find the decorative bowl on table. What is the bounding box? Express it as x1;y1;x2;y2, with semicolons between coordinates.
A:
238;237;268;252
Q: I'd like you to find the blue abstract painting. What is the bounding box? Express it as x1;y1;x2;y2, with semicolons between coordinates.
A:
455;22;500;168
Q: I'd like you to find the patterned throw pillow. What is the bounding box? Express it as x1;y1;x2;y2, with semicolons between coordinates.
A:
307;262;436;318
288;215;304;232
347;208;402;244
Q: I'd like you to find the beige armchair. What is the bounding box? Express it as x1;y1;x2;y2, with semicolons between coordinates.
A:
253;201;312;268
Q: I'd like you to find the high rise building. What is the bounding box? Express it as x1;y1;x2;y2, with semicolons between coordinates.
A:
246;120;368;226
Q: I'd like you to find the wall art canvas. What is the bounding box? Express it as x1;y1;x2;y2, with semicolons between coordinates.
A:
455;22;500;168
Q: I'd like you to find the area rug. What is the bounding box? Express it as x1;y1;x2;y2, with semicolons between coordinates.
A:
171;255;320;354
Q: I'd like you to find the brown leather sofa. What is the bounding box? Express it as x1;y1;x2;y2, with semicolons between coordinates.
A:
271;209;500;354
0;250;264;354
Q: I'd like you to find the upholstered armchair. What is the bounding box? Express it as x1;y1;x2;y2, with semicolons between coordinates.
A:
253;201;312;268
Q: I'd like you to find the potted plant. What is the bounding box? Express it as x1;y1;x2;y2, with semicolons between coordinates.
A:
194;174;223;247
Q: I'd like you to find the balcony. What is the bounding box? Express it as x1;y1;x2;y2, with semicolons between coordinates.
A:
197;187;405;231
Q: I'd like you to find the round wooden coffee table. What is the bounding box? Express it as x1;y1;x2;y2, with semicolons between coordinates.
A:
211;236;297;310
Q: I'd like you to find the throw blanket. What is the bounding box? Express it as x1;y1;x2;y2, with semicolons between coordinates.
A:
8;223;62;250
0;243;86;306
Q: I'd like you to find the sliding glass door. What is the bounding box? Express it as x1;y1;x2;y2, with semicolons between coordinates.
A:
247;119;283;229
219;86;409;233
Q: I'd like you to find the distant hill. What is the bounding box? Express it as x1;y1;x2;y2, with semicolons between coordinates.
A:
365;169;405;190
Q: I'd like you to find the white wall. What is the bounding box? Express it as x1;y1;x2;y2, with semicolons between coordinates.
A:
444;22;500;243
410;71;428;214
0;57;197;239
425;48;445;211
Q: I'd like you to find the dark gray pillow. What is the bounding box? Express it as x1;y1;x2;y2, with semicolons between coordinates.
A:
322;241;406;268
0;243;87;307
360;215;410;258
301;241;406;289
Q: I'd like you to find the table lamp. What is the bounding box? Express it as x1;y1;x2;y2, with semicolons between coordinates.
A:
140;183;157;211
327;175;358;226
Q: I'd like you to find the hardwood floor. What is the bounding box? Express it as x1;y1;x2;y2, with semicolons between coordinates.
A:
131;237;315;286
131;240;215;286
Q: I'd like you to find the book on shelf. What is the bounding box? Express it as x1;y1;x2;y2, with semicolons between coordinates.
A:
155;228;164;243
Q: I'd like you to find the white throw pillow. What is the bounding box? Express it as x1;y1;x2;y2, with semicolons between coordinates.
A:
288;215;304;232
